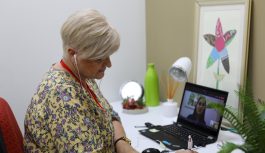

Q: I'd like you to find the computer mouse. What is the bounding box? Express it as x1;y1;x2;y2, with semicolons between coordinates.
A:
142;148;160;153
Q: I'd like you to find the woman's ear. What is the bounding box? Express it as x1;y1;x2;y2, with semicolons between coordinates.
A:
67;48;76;57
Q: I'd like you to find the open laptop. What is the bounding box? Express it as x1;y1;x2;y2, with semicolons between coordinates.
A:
139;82;228;150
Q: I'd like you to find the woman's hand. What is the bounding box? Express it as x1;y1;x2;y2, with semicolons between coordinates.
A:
112;120;139;153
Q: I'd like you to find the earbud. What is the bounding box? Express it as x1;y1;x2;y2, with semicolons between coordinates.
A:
74;54;77;62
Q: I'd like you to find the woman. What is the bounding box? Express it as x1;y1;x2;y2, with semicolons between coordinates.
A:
24;8;197;153
187;96;207;125
24;9;137;153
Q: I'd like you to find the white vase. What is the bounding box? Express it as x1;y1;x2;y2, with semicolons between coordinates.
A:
162;99;179;117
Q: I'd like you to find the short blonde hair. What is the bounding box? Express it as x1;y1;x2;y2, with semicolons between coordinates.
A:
61;9;120;60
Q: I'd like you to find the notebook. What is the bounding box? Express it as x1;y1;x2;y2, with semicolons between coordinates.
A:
139;82;228;150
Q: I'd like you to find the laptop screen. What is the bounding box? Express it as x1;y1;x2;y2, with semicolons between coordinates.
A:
177;82;228;135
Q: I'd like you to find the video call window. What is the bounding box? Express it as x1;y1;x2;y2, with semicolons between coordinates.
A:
179;90;225;130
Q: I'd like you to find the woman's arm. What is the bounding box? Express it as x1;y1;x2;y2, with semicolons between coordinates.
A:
112;120;139;153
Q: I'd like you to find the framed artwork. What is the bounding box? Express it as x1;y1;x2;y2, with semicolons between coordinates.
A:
193;0;251;110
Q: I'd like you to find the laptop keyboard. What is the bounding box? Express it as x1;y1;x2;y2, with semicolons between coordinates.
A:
162;124;214;146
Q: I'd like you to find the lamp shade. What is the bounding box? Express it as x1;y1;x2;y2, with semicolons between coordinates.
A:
169;57;192;82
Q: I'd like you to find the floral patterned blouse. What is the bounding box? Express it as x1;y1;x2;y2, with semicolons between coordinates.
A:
24;67;120;153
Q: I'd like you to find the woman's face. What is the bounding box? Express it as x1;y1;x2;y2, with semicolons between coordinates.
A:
196;98;206;115
76;55;112;80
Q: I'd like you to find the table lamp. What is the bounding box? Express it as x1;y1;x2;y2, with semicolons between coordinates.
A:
162;57;192;117
169;57;192;82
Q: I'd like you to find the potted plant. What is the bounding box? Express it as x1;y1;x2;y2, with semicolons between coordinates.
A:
209;85;265;153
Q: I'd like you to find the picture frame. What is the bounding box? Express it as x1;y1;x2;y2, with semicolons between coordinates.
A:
193;0;251;111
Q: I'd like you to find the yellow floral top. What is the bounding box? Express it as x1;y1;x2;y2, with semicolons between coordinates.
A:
24;67;120;153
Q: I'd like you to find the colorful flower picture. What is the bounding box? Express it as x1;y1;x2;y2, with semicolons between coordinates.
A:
203;18;237;89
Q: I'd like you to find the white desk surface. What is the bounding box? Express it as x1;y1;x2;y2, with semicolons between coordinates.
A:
111;101;244;153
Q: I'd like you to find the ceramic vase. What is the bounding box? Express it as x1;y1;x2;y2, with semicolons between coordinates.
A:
162;99;178;117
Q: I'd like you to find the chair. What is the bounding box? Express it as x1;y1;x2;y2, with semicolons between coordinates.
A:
0;128;7;153
0;97;24;153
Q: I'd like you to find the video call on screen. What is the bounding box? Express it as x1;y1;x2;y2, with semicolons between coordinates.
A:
179;85;226;131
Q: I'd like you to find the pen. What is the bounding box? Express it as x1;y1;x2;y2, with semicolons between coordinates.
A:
134;125;146;128
134;122;155;128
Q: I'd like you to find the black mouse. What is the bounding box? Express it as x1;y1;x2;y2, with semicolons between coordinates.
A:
142;148;160;153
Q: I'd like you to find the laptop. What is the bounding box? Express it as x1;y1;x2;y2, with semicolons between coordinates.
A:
139;82;228;150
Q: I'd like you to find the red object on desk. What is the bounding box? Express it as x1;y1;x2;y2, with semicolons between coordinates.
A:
0;97;24;153
122;98;144;110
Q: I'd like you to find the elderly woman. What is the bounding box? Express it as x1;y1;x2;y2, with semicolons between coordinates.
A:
24;8;198;153
23;9;137;153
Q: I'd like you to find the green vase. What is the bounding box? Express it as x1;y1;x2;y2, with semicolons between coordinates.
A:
144;63;160;106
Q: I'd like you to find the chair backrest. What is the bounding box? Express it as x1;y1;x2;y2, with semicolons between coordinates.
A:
0;97;24;153
0;128;7;153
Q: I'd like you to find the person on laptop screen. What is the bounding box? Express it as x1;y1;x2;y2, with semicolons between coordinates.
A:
187;96;206;125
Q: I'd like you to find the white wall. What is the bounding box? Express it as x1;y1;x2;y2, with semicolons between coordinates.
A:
0;0;146;132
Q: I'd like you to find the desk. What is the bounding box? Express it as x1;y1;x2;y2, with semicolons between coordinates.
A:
111;101;244;153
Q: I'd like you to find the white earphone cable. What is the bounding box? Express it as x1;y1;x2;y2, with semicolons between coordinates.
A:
74;54;85;90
